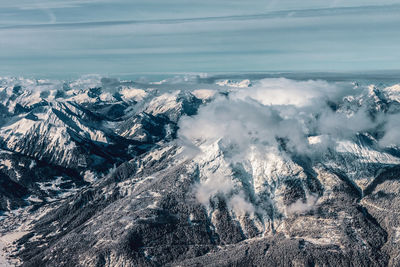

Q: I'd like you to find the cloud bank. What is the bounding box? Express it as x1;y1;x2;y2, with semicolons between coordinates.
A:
179;78;374;157
179;78;400;217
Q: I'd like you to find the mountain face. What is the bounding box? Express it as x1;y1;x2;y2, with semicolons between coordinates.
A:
1;75;400;266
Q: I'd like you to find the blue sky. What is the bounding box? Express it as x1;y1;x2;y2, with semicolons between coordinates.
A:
0;0;400;78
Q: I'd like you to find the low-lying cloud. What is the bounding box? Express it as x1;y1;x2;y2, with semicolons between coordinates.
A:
285;194;318;215
180;78;400;216
194;175;255;217
194;175;234;206
179;78;368;157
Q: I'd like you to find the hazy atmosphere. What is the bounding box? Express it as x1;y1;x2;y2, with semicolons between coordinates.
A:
1;0;400;77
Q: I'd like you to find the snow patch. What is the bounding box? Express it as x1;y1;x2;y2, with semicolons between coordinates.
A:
0;159;12;170
83;170;96;183
192;89;216;101
216;79;252;88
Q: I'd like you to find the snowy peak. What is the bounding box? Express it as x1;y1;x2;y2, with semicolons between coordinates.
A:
1;76;400;266
144;90;202;122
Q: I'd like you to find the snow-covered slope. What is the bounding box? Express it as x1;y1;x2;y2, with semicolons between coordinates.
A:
1;76;400;266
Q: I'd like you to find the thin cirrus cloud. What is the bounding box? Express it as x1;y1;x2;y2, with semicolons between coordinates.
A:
0;0;399;77
1;4;400;30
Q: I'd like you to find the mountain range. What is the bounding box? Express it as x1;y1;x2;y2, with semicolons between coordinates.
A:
1;75;400;266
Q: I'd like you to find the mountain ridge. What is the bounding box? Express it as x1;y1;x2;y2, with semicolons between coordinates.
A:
1;76;400;266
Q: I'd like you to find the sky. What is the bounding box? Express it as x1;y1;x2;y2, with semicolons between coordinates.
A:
0;0;400;78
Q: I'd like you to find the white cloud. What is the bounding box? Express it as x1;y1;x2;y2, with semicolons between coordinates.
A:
179;78;359;157
379;114;400;147
180;78;400;216
228;192;255;217
194;175;234;206
234;78;340;107
194;175;255;216
285;194;318;215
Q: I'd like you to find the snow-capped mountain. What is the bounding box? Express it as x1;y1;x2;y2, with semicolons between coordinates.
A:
1;75;400;266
